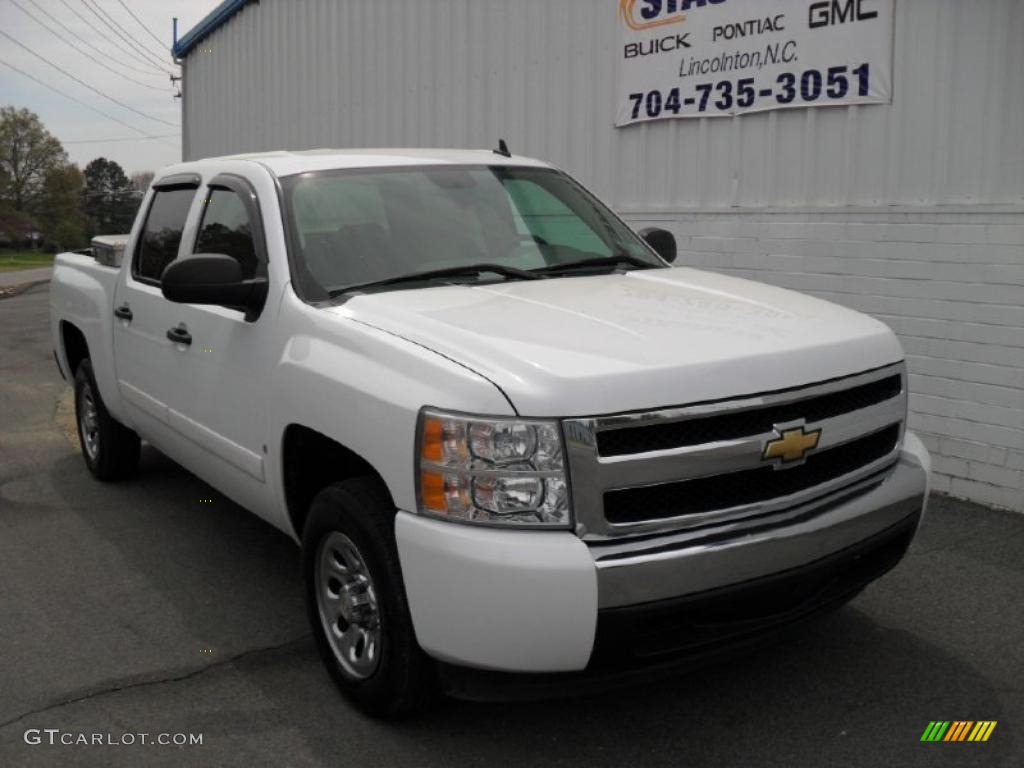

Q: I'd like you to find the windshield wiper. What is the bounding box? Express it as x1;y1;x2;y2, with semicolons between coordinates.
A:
328;263;542;298
532;253;660;275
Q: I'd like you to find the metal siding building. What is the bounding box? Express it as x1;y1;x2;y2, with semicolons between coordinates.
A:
176;0;1024;510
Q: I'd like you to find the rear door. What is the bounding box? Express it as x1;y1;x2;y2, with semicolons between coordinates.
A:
112;175;199;445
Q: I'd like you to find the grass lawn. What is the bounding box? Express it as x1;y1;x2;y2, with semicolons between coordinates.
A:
0;250;56;272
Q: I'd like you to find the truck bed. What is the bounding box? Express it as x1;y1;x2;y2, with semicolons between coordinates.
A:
49;251;125;422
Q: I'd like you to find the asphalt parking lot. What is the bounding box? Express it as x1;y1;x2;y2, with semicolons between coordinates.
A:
1;283;1021;768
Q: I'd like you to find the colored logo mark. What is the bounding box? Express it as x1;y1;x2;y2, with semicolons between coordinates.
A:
920;721;997;742
619;0;687;31
763;425;822;465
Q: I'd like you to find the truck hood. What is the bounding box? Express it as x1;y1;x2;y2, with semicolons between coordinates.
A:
326;268;903;417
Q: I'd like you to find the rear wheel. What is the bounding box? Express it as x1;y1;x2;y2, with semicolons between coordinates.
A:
73;359;140;481
302;478;432;717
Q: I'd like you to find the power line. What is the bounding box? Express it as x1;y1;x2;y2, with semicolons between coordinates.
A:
79;0;170;71
0;56;176;146
78;0;171;70
6;0;170;92
0;30;178;127
81;0;170;68
56;0;168;75
23;0;170;77
63;134;180;144
113;0;167;53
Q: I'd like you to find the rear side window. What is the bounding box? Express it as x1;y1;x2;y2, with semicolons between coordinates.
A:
194;188;261;279
134;187;196;282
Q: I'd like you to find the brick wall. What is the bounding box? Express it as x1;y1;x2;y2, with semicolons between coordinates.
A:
624;209;1024;511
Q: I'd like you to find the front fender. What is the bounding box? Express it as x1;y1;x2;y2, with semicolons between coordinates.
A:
268;292;514;532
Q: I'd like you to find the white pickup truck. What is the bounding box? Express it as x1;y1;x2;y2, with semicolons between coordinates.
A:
50;148;930;716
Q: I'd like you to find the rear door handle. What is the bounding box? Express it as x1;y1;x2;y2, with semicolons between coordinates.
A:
166;325;192;346
114;304;133;321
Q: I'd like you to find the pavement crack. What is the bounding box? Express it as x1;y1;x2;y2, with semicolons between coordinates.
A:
0;634;311;732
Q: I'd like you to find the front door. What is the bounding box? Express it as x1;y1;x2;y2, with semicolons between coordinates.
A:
157;174;275;516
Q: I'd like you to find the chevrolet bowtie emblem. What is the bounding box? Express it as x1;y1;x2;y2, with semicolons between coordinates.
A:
763;425;822;466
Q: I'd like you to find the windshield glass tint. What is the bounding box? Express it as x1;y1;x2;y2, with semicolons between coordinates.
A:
282;165;660;296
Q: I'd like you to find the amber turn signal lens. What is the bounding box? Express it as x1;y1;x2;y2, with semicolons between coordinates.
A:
421;417;443;463
420;470;446;513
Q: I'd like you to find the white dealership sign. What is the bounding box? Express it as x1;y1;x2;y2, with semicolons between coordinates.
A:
616;0;893;125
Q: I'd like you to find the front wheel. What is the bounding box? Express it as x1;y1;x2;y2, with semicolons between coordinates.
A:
73;359;140;481
302;478;432;718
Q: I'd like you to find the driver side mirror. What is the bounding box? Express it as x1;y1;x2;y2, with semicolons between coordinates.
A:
161;254;268;321
638;227;676;264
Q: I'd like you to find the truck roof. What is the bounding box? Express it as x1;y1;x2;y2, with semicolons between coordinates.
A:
160;148;553;179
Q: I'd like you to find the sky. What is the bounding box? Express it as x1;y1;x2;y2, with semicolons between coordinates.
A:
0;0;219;175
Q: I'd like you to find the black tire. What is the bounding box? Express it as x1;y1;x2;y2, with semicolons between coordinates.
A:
73;358;141;481
302;478;432;718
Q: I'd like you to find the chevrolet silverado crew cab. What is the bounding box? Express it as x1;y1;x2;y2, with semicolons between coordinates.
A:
50;148;930;717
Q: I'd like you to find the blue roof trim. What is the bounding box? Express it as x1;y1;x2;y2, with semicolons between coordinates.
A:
172;0;256;58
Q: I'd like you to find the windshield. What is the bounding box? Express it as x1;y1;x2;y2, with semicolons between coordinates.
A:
280;165;663;298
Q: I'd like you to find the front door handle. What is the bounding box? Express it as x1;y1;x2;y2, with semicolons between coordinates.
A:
166;325;192;346
114;304;133;321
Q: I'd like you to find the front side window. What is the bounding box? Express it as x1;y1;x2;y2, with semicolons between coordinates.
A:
281;165;660;298
194;188;261;279
134;186;196;283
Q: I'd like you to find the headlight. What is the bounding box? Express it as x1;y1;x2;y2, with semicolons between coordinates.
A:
416;409;570;527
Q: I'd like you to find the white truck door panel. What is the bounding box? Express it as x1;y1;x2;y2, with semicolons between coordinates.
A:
156;178;275;515
113;182;199;444
162;304;269;483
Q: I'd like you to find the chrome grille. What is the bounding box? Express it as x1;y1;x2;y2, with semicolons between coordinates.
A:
563;363;907;541
596;374;902;456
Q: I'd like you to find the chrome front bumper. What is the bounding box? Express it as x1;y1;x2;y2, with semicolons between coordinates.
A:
590;431;930;609
399;433;928;676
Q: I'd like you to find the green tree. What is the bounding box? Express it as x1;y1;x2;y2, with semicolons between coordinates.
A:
38;164;87;251
0;204;33;246
0;106;66;214
83;157;139;236
0;165;32;244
